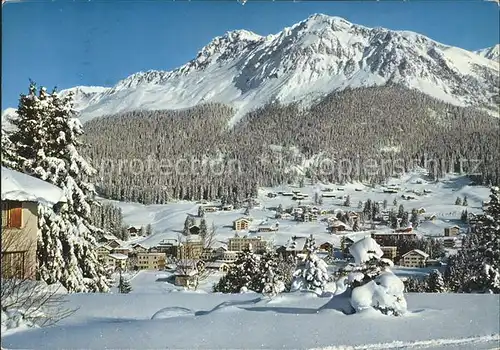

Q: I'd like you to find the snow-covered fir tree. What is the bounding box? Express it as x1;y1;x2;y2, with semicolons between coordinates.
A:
338;236;407;316
445;187;500;293
118;275;132;294
291;234;329;295
6;82;109;293
1;127;18;169
213;245;262;293
261;252;286;298
426;269;446;293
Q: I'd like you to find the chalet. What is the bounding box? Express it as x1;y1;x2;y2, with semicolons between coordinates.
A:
228;235;267;253
233;218;251;231
174;271;198;288
292;207;304;215
127;226;142;235
400;249;429;268
112;247;132;256
380;246;398;260
220;250;239;263
320;192;336;198
321;187;333;192
177;236;203;260
203;206;219;213
136;252;166;270
1;167;67;280
222;204;234;211
383;189;398;194
257;221;279;232
107;239;122;249
131;243;149;254
205;261;232;273
328;220;350;233
98;234;119;244
283;236;308;258
97;244;113;260
444;225;460;237
276;213;293;220
371;232;417;246
267;192;278;198
106;253;128;271
282;192;294;196
319;242;333;252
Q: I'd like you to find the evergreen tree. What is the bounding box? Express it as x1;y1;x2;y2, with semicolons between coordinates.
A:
455;197;463;206
410;208;419;227
426;269;446;293
404;277;427;292
183;216;193;236
344;195;351;207
352;219;360;232
198;205;205;218
199;218;208;242
8;83;109;293
358;201;363;210
213;246;262;293
383;199;388;210
445;187;500;293
460;210;468;223
463;195;468;207
401;211;410;228
1;127;18;169
145;224;153;236
118;274;132;294
398;204;405;218
291;234;329;294
393;198;398;206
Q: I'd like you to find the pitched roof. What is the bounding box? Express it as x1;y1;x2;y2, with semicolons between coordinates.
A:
402;249;429;258
1;166;67;206
108;253;128;260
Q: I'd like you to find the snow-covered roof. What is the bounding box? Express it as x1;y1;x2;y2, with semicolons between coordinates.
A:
402;249;429;258
108;253;128;260
285;236;307;251
1;166;67;206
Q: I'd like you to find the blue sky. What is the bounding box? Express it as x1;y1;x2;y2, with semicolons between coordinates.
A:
2;0;499;108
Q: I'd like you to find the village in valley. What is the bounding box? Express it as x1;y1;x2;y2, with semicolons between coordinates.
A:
91;170;486;291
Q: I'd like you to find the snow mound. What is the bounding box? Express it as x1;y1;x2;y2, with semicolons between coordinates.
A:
1;166;66;206
350;271;407;316
151;307;194;319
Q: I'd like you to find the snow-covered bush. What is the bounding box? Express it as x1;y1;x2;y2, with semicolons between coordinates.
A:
1;279;74;332
291;235;330;295
338;236;407;316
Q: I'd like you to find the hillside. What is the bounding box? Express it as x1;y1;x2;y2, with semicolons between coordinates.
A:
58;14;499;123
83;85;500;204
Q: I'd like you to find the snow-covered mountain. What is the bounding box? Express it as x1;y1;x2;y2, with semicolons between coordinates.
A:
475;44;500;62
33;15;500;123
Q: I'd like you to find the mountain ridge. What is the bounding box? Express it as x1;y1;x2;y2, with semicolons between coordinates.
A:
9;14;500;124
